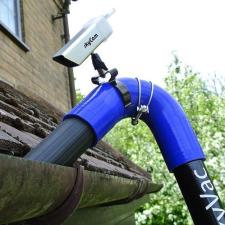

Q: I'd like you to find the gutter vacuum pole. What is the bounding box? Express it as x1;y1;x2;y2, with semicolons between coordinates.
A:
174;160;225;225
64;78;225;225
25;10;225;225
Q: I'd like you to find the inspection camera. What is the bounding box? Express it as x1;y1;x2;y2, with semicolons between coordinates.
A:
53;9;115;67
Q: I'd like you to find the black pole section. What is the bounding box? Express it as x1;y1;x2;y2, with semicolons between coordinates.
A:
174;160;225;225
24;118;94;166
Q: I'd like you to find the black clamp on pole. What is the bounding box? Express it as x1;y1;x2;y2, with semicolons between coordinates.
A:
91;53;131;107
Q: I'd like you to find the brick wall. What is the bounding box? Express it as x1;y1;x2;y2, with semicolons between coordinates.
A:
0;0;71;112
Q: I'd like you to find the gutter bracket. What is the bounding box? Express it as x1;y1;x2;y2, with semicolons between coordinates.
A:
26;164;84;225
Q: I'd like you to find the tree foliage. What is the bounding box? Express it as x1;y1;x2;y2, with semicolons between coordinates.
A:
76;88;84;104
104;55;225;225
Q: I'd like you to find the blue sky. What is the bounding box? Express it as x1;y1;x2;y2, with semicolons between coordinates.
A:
69;0;225;94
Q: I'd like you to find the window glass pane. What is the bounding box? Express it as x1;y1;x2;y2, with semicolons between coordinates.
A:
0;4;8;24
2;0;9;6
0;0;20;38
8;13;16;33
9;0;17;33
8;0;15;11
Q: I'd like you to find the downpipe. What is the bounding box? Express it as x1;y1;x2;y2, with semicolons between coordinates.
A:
25;77;225;225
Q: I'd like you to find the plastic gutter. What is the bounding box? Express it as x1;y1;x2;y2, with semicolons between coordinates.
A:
0;154;161;225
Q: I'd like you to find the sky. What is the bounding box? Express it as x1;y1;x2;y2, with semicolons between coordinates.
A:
68;0;225;95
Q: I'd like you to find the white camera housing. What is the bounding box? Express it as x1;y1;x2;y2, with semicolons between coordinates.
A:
53;10;114;67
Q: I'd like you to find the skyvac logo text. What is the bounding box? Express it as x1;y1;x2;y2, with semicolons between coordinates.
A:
194;167;225;224
84;34;98;48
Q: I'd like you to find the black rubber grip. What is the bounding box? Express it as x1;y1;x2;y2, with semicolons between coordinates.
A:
25;118;94;166
174;160;225;225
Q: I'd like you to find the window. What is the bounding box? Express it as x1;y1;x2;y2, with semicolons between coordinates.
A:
0;0;29;51
0;0;21;38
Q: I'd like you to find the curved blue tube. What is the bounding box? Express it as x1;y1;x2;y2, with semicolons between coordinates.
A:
64;78;205;172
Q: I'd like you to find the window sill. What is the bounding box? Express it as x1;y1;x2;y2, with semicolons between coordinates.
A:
0;23;30;52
